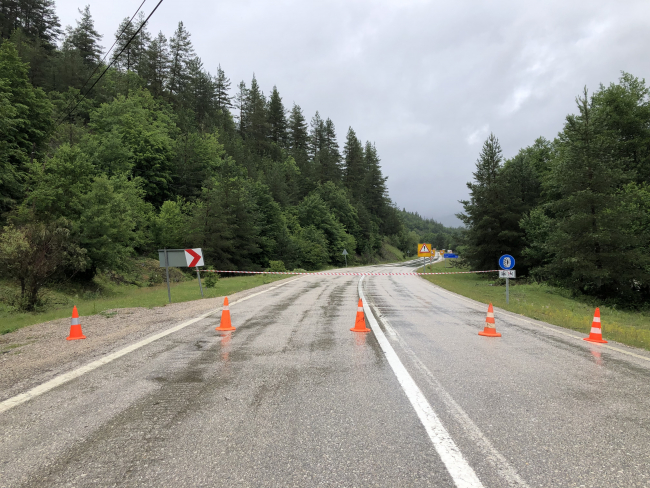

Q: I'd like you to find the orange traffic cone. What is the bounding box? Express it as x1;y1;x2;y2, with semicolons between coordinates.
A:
215;297;236;331
583;308;607;343
350;299;370;332
66;306;86;340
478;303;501;337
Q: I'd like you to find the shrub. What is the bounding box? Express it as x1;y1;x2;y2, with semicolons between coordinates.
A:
203;271;219;288
268;260;287;272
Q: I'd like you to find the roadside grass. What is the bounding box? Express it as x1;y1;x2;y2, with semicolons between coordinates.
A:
381;243;405;261
420;260;650;351
0;274;287;336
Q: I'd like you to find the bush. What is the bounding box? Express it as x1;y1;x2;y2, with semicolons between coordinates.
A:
268;260;287;272
203;271;219;288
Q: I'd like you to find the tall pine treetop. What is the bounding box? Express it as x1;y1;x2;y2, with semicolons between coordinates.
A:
214;64;232;111
267;85;287;146
68;5;102;66
168;21;195;98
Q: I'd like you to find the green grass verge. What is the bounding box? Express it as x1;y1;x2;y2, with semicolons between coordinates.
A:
0;274;287;336
420;260;650;351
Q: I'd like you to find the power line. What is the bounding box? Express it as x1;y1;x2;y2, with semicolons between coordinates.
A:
64;0;148;115
55;0;164;127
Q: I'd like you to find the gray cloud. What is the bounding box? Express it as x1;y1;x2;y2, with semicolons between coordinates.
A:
56;0;650;226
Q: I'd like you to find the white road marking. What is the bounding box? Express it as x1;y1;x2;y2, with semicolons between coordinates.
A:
0;278;301;415
375;310;397;336
364;284;529;487
420;278;650;363
358;277;484;488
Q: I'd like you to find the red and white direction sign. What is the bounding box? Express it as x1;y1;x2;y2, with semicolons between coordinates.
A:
185;248;204;267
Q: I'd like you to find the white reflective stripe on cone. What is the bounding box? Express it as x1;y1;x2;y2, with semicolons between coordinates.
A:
593;317;601;323
223;306;229;311
486;312;494;318
71;318;80;325
590;327;602;335
357;307;364;312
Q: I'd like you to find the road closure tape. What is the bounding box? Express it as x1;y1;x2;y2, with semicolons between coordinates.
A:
202;269;499;276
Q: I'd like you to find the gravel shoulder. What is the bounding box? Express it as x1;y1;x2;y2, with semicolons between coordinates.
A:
0;278;296;403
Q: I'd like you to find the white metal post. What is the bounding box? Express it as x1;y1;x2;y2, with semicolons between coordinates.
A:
196;267;203;297
164;248;171;304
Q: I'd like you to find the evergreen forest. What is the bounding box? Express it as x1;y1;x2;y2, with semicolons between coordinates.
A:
459;74;650;306
0;1;456;310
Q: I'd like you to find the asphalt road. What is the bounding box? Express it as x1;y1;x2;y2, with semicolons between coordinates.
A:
1;260;650;487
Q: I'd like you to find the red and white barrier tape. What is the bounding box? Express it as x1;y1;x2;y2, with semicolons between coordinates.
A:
202;269;499;276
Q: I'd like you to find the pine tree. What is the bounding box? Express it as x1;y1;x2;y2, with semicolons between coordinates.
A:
69;5;102;66
185;57;216;130
308;111;325;159
55;25;87;90
542;89;650;300
143;31;169;98
267;85;287;146
457;133;511;270
245;75;268;153
288;103;314;196
111;17;136;72
111;12;150;74
318;118;342;184
363;141;388;216
0;0;61;48
132;11;150;75
167;21;195;98
591;73;650;184
343;127;365;200
214;64;232;111
287;103;308;153
234;80;249;136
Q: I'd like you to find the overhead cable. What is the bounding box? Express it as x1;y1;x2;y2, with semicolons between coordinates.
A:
56;0;164;127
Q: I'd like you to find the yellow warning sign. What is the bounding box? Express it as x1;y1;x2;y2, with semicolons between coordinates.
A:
417;243;432;257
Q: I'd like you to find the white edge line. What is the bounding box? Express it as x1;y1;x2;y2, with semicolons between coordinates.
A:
0;278;301;415
363;288;529;488
417;275;650;363
359;276;484;488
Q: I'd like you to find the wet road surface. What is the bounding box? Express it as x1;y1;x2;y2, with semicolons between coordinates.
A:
1;261;650;487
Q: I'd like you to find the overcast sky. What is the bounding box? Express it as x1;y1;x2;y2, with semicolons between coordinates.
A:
55;0;650;226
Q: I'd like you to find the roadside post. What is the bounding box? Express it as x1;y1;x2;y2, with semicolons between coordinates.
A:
443;251;459;268
342;248;348;267
158;248;205;303
196;267;204;297
498;254;516;304
417;243;432;268
164;248;171;304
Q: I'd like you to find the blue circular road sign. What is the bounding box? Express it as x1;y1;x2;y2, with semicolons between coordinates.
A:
499;254;515;270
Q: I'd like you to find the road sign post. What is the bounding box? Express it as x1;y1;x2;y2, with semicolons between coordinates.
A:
498;255;516;304
342;248;348;267
417;243;432;269
164;248;171;304
158;248;205;303
197;268;204;298
443;251;458;268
